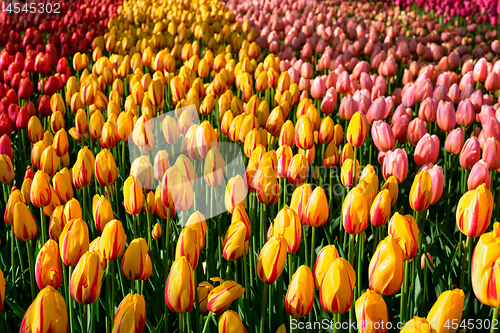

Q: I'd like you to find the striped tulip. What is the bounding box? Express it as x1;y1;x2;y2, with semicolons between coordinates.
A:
231;206;251;240
95;149;118;186
35;240;62;289
124;175;145;215
471;222;500;309
165;257;195;313
290;184;312;226
121;238;149;280
204;147;225;187
456;183;493;237
93;195;114;233
218;310;247;333
4;189;24;226
305;187;329;227
381;176;399;206
369;236;404;295
346;112;369;147
113;294;147;333
285;265;315;318
340;159;360;187
388;213;419;261
49;206;64;242
409;169;433;212
99;220;127;260
175;226;200;269
224;175;246;214
287;154;309;186
426;289;464;333
53;171;73;205
370;189;391;227
274;205;301;253
207;280;245;315
63;198;82;224
355;290;389;333
70;251;104;304
277;145;293;179
313;245;340;290
257;235;288;284
320;258;356;314
223;222;247;261
59;218;89;266
198;281;214;314
13;202;38;241
20;286;68;333
72;147;95;189
342;186;370;235
294;116;314;150
30;170;52;208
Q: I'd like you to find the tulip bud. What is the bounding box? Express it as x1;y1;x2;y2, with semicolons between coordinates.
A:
113;294;146;333
59;218;89;266
152;223;162;240
28;116;43;143
347;112;369;147
20;286;68;333
320;258;356;314
223;222;247;261
409;170;433;212
426;289;465;333
287;154;309;186
343;186;370;235
279;120;295;148
370;189;391;227
204;147;225;188
4;189;25;226
274;205;301;253
35;240;62;289
207;279;245;315
13;202;38;241
165;257;195;313
121;238;149;280
72;147;95;189
53;129;69;157
355;290;389;333
340;159;360;187
468;159;491;190
295;116;314;150
456;184;493;237
290;184;312;226
369;236;404;295
69;251;104;305
124;175;145;215
286;265;315;318
175;226;200;269
224;175;246;214
198;281;214;314
388;213;419;261
305;187;329;227
95;149;118;186
257;235;288;284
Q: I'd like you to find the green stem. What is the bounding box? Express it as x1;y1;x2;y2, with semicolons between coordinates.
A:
260;283;269;333
26;240;35;300
303;226;309;267
491;308;499;333
145;194;152;250
348;234;355;266
40;208;47;245
459;236;472;290
401;260;409;323
356;233;364;297
372;227;379;257
69;266;74;333
10;228;15;288
201;313;213;333
310;227;316;269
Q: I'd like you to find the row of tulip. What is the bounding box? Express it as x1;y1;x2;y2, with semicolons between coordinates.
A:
2;0;500;332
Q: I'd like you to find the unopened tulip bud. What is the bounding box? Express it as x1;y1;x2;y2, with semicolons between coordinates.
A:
165;257;195;313
320;257;356;314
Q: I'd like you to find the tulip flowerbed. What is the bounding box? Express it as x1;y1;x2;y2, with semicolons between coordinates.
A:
2;0;500;332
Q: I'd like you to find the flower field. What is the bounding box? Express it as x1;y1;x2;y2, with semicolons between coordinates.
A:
1;0;500;332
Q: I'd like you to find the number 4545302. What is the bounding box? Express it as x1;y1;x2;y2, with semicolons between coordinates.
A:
445;318;498;330
5;2;61;14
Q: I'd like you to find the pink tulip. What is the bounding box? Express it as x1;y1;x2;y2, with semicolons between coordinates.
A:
320;90;336;115
401;83;416;107
366;97;386;124
371;120;395;152
392;115;410;144
467;159;491;190
456;99;475;129
459;137;481;170
414;134;440;166
418;97;438;123
382;148;409;184
336;71;350;94
407;118;427;146
445;128;464;155
482;137;500;170
418;163;444;205
448;83;461;104
436;100;456;132
339;95;357;121
473;58;488;83
470;90;484;112
485;71;500;92
301;62;313;79
310;77;326;100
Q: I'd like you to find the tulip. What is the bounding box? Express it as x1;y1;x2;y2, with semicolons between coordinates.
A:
370;189;391;227
483;137;500;170
468;160;491;190
295;116;314;150
198;281;214;314
320;258;356;314
4;189;24;226
100;220;127;260
456;184;493;238
30;170;52;208
456;99;475;129
407;118;427;147
279;120;295;148
49;206;65;242
347;112;369;147
426;289;465;333
130;157;154;191
273;205;301;253
59;218;89;267
257;235;288;284
20;286;68;333
371;121;395;152
28;116;43;143
369;236;404;295
92;194;114;233
436;101;456;132
204;147;225;188
417;164;444;205
287;154;309;186
459;137;481;171
72;147;95;189
53;129;69;157
35;240;62;290
382;149;408;184
342;186;370;235
116;111;134;142
152;223;162;240
409;170;433;212
207;280;245;315
63;198;82;224
175;226;200;269
266;106;284;136
70;251;104;304
312;245;340;290
95;149;118;186
290;184;313;226
218;310;247;333
340;159;360;187
319;116;334;144
445;128;464;155
285;265;315;318
355;290;389;333
113;294;146;333
124;176;145;215
222;222;247;261
305;187;329;227
13;201;38;242
121;238;149;280
414;134;440;166
388;213;419;261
